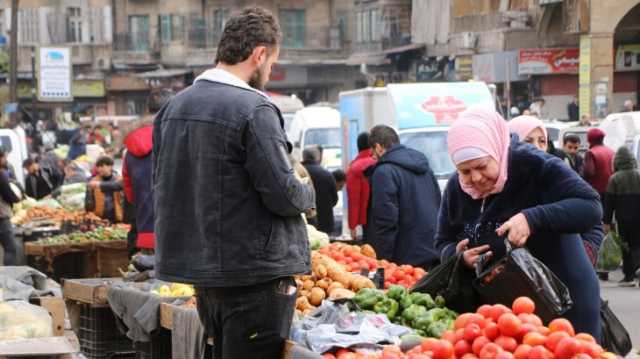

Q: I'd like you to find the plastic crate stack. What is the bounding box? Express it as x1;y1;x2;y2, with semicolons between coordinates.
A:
78;304;135;359
134;329;172;359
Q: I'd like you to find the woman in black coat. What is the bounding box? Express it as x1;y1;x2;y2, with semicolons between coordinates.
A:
437;107;602;340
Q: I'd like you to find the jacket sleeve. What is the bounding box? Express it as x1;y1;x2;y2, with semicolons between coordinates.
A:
583;151;596;180
368;166;399;260
99;179;124;193
0;172;20;204
244;104;315;217
122;155;134;203
602;176;617;225
581;223;605;253
521;157;602;235
434;178;460;262
346;166;362;230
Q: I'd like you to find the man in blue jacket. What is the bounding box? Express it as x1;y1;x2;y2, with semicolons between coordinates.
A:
367;125;441;270
152;7;315;359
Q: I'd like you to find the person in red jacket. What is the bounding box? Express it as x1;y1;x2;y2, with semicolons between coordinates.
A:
584;128;615;199
346;132;376;239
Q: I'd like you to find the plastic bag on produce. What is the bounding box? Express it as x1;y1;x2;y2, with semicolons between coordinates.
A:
597;232;622;271
0;300;53;340
409;253;479;313
600;299;632;356
60;192;86;211
473;241;573;324
291;301;411;354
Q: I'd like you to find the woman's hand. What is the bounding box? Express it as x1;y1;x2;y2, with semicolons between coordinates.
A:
496;213;531;247
457;239;492;268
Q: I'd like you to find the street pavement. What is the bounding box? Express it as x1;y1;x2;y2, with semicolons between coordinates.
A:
600;270;640;358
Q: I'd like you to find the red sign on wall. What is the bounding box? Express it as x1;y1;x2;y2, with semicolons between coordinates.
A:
518;48;580;75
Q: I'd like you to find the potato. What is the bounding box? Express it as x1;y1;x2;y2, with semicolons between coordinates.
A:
308;287;326;306
313;264;328;278
296;296;313;311
327;281;344;293
361;244;376;259
316;279;331;290
329;288;356;300
302;279;315;291
351;276;376;291
300;289;310;298
328;267;352;287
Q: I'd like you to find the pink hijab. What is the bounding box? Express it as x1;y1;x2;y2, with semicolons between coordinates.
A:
508;115;548;142
447;106;511;199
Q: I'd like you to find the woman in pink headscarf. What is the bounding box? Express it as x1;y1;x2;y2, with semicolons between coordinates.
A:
436;106;602;340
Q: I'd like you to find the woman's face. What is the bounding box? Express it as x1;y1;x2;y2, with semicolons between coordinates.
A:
456;156;500;196
524;127;548;152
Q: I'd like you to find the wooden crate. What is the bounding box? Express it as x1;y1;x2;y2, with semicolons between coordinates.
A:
95;241;129;278
62;278;123;307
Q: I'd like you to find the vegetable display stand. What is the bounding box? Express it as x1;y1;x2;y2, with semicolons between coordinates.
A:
63;278;134;359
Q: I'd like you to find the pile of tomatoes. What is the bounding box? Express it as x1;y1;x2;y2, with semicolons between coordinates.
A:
406;297;612;359
322;297;614;359
317;243;427;289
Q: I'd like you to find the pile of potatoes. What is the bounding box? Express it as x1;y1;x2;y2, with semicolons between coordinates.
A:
295;252;376;316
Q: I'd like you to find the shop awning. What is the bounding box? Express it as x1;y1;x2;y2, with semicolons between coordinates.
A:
382;43;425;55
346;54;389;66
135;68;193;79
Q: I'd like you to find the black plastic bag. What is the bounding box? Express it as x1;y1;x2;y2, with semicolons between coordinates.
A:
410;253;479;313
473;242;573;324
600;300;632;356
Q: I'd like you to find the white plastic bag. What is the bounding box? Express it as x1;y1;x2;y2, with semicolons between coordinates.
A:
0;301;53;340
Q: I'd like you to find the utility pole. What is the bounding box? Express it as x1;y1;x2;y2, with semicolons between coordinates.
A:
9;0;19;103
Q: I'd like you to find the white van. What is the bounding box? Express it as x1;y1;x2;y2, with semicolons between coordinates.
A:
288;106;342;169
0;128;28;186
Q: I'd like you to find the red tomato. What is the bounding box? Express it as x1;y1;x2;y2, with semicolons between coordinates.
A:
455;340;472;357
574;333;596;344
344;256;354;264
479;343;503;359
477;305;493;319
581;342;604;358
528;346;553;359
456;313;487;330
464;323;483;342
517;323;538;342
483;322;500;341
461;354;479;359
384;282;390;289
572;354;592;359
545;331;570;352
555;337;581;359
403;274;414;283
455;328;466;342
495;351;514;359
432;340;455;359
548;318;575;336
442;330;457;344
512;297;535;315
472;336;491;355
513;344;532;359
489;305;511;322
393;270;405;281
421;338;440;353
323;354;337;359
494;336;518;352
522;332;547;347
336;349;356;359
497;313;522;337
537;326;550;336
388;276;398;284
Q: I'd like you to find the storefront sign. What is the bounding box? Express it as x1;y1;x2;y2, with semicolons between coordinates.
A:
37;47;73;102
455;56;473;81
472;51;525;83
518;48;579;75
615;44;640;72
579;35;591;119
73;80;106;98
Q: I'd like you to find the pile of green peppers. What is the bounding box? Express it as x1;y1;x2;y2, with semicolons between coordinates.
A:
352;285;457;337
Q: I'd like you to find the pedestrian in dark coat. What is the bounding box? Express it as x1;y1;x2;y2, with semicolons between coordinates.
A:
302;146;338;234
584;128;615;198
23;159;61;199
438;107;602;340
368;125;441;270
603;146;640;286
0;149;20;265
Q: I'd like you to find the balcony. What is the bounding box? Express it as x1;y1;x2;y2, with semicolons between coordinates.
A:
112;33;158;66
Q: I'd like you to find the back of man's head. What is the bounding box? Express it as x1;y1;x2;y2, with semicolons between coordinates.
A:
357;132;370;152
215;7;281;65
302;147;321;164
369;125;399;150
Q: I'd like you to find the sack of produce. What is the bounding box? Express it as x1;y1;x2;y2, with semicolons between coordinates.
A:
473;241;573;324
0;301;53;340
597;233;622;271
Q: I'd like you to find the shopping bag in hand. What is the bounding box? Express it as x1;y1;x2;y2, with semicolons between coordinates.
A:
410;253;479;314
600;299;632;356
473;240;573;324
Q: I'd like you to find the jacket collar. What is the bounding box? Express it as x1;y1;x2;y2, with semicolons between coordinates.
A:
194;68;270;100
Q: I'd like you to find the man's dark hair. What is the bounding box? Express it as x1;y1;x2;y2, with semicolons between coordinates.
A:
23;158;35;169
302;147;321;163
563;134;581;145
369;125;399;149
357;132;370;152
215;7;282;65
96;156;114;167
332;169;346;183
147;88;176;113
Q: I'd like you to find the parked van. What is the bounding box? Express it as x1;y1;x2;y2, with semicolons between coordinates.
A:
288;106;342;170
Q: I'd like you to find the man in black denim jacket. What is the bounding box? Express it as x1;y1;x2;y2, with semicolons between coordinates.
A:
152;7;315;359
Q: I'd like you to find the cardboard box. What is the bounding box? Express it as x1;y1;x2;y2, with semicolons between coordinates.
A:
29;297;65;337
62;278;122;307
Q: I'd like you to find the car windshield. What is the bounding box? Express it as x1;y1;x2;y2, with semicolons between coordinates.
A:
400;130;455;178
546;127;560;142
304;128;341;148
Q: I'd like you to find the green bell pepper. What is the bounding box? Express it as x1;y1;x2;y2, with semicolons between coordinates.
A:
435;295;446;308
409;292;436;309
402;304;428;323
427;320;451;338
353;288;384;309
373;298;400;320
386;285;407;301
400;294;413;309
